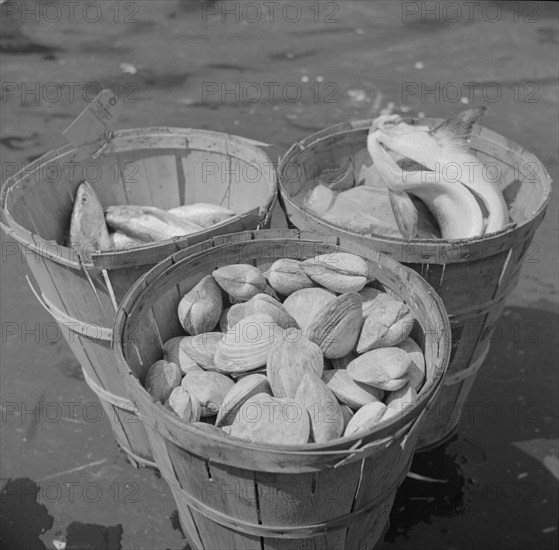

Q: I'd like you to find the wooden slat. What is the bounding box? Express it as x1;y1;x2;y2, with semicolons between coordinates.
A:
435;250;511;315
142;154;181;209
86;153;128;207
150;284;184;346
35;257;114;325
343;496;394;550
181;150;231;207
166;441;262;550
257;461;361;527
117;152;153;206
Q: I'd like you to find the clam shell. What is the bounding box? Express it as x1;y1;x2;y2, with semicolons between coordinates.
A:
244;293;299;330
347;348;411;391
306;292;363;358
219;304;247;332
301;252;369;293
229;393;310;445
294;372;344;443
181;371;235;417
283;287;336;333
181;332;224;371
267;329;324;398
162;336;203;375
344;401;387;437
322;369;383;409
385;384;418;413
144;360;182;403
177;275;223;335
397;337;425;392
215;374;272;427
214;314;284;373
359;287;392;318
340;405;354;430
265;258;315;296
212;264;267;302
166;386;202;423
356;299;414;354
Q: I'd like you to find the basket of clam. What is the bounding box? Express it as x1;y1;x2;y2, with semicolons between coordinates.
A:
278;108;552;449
113;229;450;550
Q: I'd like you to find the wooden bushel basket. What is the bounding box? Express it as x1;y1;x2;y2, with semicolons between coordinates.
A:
0;128;277;468
113;230;451;550
277;119;552;449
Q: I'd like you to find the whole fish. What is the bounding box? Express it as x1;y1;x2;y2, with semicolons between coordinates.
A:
68;181;112;252
106;205;203;242
168;203;235;228
368;108;509;239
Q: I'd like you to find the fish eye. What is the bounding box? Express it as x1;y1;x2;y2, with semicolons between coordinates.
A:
81;196;88;203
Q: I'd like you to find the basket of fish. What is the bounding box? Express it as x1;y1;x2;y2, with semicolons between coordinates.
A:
278;108;552;449
0;98;277;467
112;229;451;550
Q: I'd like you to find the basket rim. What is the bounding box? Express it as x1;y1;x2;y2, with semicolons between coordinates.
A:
277;117;553;250
0;127;278;270
112;229;452;471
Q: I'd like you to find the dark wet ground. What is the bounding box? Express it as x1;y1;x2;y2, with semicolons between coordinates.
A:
1;1;557;549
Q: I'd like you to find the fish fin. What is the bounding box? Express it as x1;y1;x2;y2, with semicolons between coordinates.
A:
430;107;487;150
388;189;418;240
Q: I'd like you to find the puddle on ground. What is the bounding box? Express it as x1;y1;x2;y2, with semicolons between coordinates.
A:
63;522;123;550
385;436;469;541
0;478;53;550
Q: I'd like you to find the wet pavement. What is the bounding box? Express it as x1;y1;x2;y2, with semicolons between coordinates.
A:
1;1;557;549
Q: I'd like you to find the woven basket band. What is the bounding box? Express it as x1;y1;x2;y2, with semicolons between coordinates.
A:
448;294;508;323
166;462;410;539
443;342;490;386
81;368;138;413
26;276;113;341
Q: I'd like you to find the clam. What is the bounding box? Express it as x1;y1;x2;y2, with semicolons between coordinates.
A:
397;337;425;392
267;329;324;398
181;371;235;417
347;348;411;391
306;292;363;358
301;252;369;293
215;373;272;427
229;393;310;445
177;275;222;335
344;402;387;437
214;314;284;373
322;369;383;410
283;287;336;334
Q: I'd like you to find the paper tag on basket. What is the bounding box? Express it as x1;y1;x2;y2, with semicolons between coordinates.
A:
63;89;121;149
